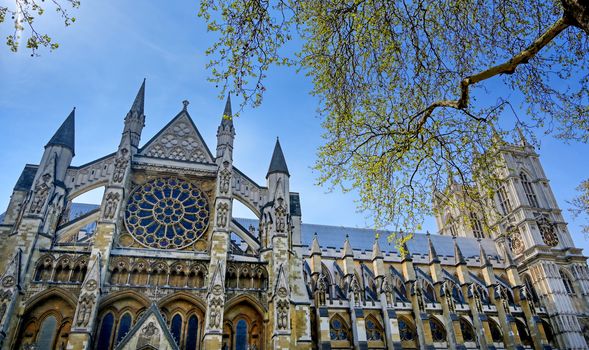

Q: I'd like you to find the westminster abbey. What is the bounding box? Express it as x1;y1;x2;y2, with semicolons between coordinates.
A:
0;81;588;350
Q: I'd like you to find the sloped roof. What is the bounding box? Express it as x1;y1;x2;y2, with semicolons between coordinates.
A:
46;108;75;154
266;139;289;177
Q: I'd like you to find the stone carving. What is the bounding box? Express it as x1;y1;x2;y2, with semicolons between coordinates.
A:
413;281;425;312
443;282;455;313
113;148;129;183
30;174;51;213
216;202;229;228
137;322;160;349
496;286;510;315
510;231;524;255
316;273;327;306
76;293;94;328
537;216;559;247
43;192;64;233
275;198;287;233
0;290;13;324
143;118;209;163
350;275;362;305
469;284;484;313
380;277;394;306
219;162;231;194
208;296;223;329
104;192;121;220
276;298;290;330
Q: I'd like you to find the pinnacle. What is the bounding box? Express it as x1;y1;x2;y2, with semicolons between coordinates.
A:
130;79;145;114
266;138;290;178
46;107;75;155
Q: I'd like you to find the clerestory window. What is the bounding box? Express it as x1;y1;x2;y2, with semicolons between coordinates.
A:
520;172;539;207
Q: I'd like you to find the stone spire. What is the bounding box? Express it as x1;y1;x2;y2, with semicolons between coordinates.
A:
372;238;383;260
123;79;146;151
310;233;321;256
342;235;353;258
266;138;290;178
453;237;466;265
427;232;440;264
401;241;412;262
479;241;491;267
223;93;232;124
46;108;75;155
130;78;145;114
216;94;235;158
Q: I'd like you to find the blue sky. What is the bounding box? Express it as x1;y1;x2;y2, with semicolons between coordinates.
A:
0;0;588;253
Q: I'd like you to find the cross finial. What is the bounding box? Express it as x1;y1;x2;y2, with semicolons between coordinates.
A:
182;100;190;111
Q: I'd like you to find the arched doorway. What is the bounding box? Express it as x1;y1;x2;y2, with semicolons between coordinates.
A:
223;296;266;350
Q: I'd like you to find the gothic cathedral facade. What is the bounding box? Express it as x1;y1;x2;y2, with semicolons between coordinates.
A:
0;81;588;350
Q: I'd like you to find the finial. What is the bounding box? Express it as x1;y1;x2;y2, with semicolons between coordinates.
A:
182;100;189;111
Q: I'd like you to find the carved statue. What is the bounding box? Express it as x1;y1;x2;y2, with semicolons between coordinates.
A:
104;192;121;220
443;282;456;313
276;299;289;330
275;199;287;233
414;282;425;312
137;322;160;349
350;275;362;306
30;174;51;214
113;148;129;183
316;273;327;305
76;294;94;328
216;202;229;228
219;164;231;194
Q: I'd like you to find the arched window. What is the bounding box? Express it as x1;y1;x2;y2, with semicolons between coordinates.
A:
488;319;503;343
560;270;576;295
96;313;114;350
459;318;475;342
497;185;512;215
116;313;132;345
365;317;384;341
235;319;248;350
515;319;533;346
186;315;199;350
520;172;539;207
424;283;437;303
446;215;457;236
329;315;350;341
398;318;417;341
429;317;447;342
37;315;57;350
470;212;485;238
170;314;183;345
523;275;540;305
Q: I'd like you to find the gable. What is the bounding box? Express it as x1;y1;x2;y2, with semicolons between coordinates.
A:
115;304;179;350
139;111;214;164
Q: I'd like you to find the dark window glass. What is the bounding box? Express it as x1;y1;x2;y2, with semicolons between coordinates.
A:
96;313;114;350
116;313;132;345
235;319;248;350
37;315;57;350
399;319;416;341
186;315;198;350
171;314;183;345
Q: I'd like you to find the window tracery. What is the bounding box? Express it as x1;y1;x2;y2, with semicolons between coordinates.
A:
329;315;350;341
520;172;539;207
365;317;384;341
398;318;417;341
124;177;210;250
429;317;447;342
497;185;512;215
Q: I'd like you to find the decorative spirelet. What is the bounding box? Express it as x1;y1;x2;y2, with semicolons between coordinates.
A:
124;177;209;249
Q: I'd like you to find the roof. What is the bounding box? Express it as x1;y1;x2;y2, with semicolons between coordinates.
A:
130;79;145;114
46;108;75;154
266;139;289;177
14;164;38;191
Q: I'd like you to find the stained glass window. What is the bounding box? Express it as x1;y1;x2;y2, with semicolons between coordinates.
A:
186;315;199;350
125;177;210;249
459;318;475;342
171;314;183;345
366;318;383;341
235;319;248;350
429;318;446;342
398;319;416;341
116;313;132;345
37;315;57;350
96;313;114;350
329;316;350;341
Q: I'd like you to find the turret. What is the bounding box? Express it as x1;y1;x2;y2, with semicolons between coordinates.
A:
216;94;235;158
121;79;146;153
42;108;75;183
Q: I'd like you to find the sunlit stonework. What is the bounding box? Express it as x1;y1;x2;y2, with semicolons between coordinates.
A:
125;177;210;250
0;83;588;350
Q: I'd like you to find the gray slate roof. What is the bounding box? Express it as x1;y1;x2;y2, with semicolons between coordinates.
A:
266;139;289;177
46;108;75;154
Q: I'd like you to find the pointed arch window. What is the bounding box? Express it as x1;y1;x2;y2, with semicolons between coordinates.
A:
520;172;539;207
170;314;183;345
459;318;475;342
488;319;503;343
235;319;248;350
497;185;512;215
116;313;132;345
365;317;384;341
96;312;115;350
329;315;350;341
470;212;485;238
398;318;417;341
560;270;576;295
429;317;447;342
37;315;57;350
186;315;199;350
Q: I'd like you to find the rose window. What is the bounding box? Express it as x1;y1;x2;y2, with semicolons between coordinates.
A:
125;177;209;249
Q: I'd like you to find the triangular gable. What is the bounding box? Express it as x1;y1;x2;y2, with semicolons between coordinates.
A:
139;110;215;164
115;304;179;350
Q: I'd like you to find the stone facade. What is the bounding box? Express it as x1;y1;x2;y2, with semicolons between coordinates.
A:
0;81;588;350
